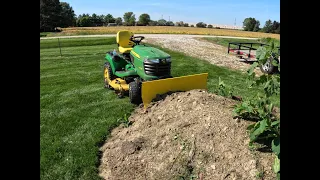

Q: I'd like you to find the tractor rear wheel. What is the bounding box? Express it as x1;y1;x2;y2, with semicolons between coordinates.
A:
129;80;142;105
104;62;114;89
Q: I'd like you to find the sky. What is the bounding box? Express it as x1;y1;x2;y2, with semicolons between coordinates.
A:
63;0;280;27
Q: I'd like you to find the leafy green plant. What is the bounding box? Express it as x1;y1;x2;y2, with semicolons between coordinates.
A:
273;156;280;178
272;136;280;179
253;40;280;74
215;77;234;97
117;113;132;127
178;174;198;180
233;94;276;120
247;119;279;145
256;171;264;179
233;39;280;179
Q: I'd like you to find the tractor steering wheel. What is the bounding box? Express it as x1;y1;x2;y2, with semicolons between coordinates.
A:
131;36;145;45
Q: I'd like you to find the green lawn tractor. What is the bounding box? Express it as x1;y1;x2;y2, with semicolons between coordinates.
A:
103;31;208;108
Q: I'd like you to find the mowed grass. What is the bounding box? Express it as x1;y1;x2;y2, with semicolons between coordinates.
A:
40;37;116;49
47;26;280;39
40;37;135;179
201;37;280;49
40;37;279;179
40;32;51;37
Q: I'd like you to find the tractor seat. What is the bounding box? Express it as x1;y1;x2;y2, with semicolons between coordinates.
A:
119;46;133;54
117;31;135;54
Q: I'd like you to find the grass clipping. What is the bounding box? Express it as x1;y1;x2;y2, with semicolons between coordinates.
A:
99;90;275;180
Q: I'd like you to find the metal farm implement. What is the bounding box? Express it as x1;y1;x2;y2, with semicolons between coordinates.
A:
227;42;280;74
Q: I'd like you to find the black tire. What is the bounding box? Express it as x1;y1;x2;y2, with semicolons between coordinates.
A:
103;62;114;89
129;80;142;105
260;57;279;74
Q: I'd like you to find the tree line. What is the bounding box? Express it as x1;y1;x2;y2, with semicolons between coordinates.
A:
40;0;75;31
40;0;176;31
243;17;280;34
75;12;177;27
40;0;279;34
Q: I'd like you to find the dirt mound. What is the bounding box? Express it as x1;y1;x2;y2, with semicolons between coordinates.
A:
99;90;275;180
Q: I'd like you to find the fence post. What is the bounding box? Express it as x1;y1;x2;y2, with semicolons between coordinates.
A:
58;38;62;57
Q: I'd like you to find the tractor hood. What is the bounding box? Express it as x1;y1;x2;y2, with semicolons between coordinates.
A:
132;45;170;59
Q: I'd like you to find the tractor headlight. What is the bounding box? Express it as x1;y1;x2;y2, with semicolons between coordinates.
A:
166;57;171;62
145;59;159;63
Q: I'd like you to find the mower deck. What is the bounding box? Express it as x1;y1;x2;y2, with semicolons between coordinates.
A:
108;78;129;92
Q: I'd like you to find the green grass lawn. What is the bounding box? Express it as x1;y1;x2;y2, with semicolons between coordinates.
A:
40;32;52;37
40;37;279;179
40;37;117;49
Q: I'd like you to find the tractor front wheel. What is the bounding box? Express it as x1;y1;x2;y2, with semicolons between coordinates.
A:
129;80;142;105
104;62;114;89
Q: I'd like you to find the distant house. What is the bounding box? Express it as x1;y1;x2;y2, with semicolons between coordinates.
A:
107;23;117;27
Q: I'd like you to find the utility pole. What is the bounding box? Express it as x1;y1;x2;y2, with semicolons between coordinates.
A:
161;14;163;19
169;16;170;21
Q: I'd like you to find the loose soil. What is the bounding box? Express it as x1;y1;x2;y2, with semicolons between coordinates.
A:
99;90;275;180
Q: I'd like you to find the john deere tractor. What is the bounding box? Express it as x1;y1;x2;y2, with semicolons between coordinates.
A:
103;31;208;108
